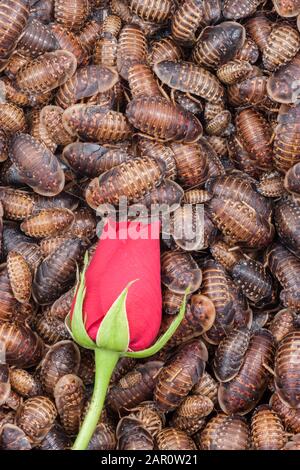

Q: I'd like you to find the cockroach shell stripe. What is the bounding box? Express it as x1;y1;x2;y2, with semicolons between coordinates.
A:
148;37;182;66
7;251;32;304
102;15;122;37
0;103;26;134
200;414;251;450
20;208;75;238
93;36;118;68
51;23;86;66
251;405;287;450
171;0;204;45
127;63;161;99
245;15;273;51
0;0;30;59
54;374;84;435
54;0;90;31
18;19;59;57
129;0;173;23
156;428;197;450
161;250;202;294
263;24;300;72
117;24;148;80
222;0;264;20
79;20;103;53
16;396;57;445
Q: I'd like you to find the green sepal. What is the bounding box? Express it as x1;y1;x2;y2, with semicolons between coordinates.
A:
95;281;136;352
121;287;189;359
65;251;96;350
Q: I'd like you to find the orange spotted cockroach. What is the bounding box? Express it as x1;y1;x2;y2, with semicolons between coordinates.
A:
9;133;65;196
55;64;119;109
0;424;32;450
62;104;133;143
51;23;86;66
117;24;147;80
102;14;122;37
39;340;80;396
156;428;197;450
161;250;202;294
54;374;85;435
213;327;251;382
273;0;300;17
85;156;165;208
199;413;251;450
0;103;26;134
204;106;231;137
207;135;228;158
20;208;75;239
267;52;300;104
34;309;70;345
217;59;253;85
192;21;246;69
9;368;42;398
170;394;214;435
32;238;83;305
228;73;268;108
29;108;57;153
107;361;164;414
171;0;204;45
148;37;182;66
263;24;300;72
274;103;300;173
137;138;177;180
18;19;59;57
267;243;300;309
16;396;57;445
0;0;30;61
128;63;162;99
274;196;300;256
94;35;118;68
38;423;72;450
153;60;224;103
234;36;259;64
49;287;75;321
274;330;300;409
257;170;285;198
154;339;208;412
169;141;209;189
2;224;43;272
222;0;264;20
269;308;298;344
245;14;273;51
270;392;300;434
54;0;90;31
227;134;260;178
129;0;173;23
0;322;44;368
7;251;32;304
40;106;76;146
16;50;77;95
218;329;275;415
126;96;203;143
116;416;153;450
0;364;10;406
79;19;103;54
251;405;287;450
0;188;35;221
285;162;300;194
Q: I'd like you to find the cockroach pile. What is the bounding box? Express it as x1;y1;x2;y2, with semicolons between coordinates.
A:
1;0;300;452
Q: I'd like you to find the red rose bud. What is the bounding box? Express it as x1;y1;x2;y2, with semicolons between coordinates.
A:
67;219;188;450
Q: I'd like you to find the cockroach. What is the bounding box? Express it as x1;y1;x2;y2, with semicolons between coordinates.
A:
218;329;275;415
161;250;202;294
153;60;224;103
245;14;272;51
173;90;203;115
274;196;300;256
128;63;161;99
0;322;44;368
263;24;300;72
40;106;75;146
251;405;286;450
102;14;122;36
234;36;259;64
54;374;84;435
169;141;209;189
192;21;246;69
0;129;8;162
79;20;103;54
210;239;243;272
126;96;203;143
156;428;197;450
10;368;42;398
18;18;59;57
228;71;267;107
154;339;208;412
4;52;29;80
54;0;90;31
7;251;32;303
110;356;137;384
94;35;118;67
0;77;31;107
171;0;204;45
257;171;284;198
148;37;182;66
223;0;264;20
9;133;65;196
107;361;164;413
138;138;177;180
16;396;57;445
270;392;300;434
0;364;10;406
267;52;300;104
0;0;30;60
0;103;26;134
199;0;222;27
20;208;75;238
63;104;133;142
64;206;95;239
128;402;165;437
273;0;300;17
129;0;172;23
0;424;32;450
162;288;186;316
269;309;297;344
2;224;43;272
49;287;75;321
51;23;86;65
116;416;153;450
137;179;184;211
117;24;147;80
184;189;212;204
87;423;116;450
213;327;251;382
285;162;300;194
85;156;165;208
32;238;83;305
29;108;57;153
38;423;72;450
170;395;214;435
200;413;251;450
274;103;300;173
31;191;79;212
205;110;231;136
227;134;260;178
217;59;253;85
35;310;70;344
169;204;204;251
0;267;20;322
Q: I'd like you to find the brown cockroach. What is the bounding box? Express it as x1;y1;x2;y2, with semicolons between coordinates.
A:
85;156;165;208
171;0;204;45
126;96;203;143
110;356;137;384
192;21;246;69
35;309;70;345
55;64;119;109
218;329;275;415
235;108;273;170
269;308;298;344
228;72;267;107
162;288;186;316
199;413;251;450
173;90;203;115
273;0;300;17
87;423;116;450
0;364;10;406
0;0;30;60
94;35;118;67
0;103;26;134
161;250;202;294
38;423;72;450
223;0;264;19
79;19;103;54
30;191;79;212
16;50;77;95
4;52;29;80
270;392;300;434
9;133;65;196
65;206;96;240
274;196;300;257
138;137;177;180
20;208;75;239
234;36;259;64
107;361;164;413
0;77;31;107
210;239;243;272
267;52;300;104
251;405;287;450
54;0;90;31
170;394;214;435
63;104;133;142
2;224;43;272
257;171;285;198
117;24;147;80
129;0;172;23
154;60;224;103
128;63;161;99
32;238;83;305
205;110;231;137
54;374;84;435
168;204;204;251
16;396;57;445
137;179;184;211
263;24;300;72
148;37;182;66
7;251;32;303
51;23;86;66
39;340;80;396
29;108;57;153
62;142;118;177
40;106;75;146
154;339;208;412
49;287;75;321
18;18;59;57
274;330;300;409
0;267;19;322
184;189;211;204
169;141;209;189
213;327;251;382
0;322;44;368
274;103;300;173
128;402;165;437
217;59;253;85
0;424;32;450
227;134;261;178
0;128;8;162
285;162;300;194
192;372;219;404
10;368;42;398
116;416;153;450
102;14;122;36
156;427;197;450
245;14;272;51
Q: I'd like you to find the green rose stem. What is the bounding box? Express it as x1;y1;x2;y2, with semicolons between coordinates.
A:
72;348;119;451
